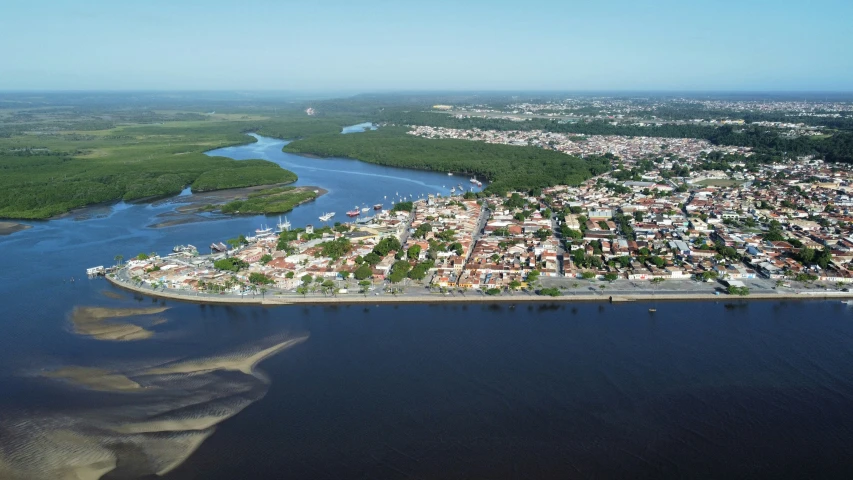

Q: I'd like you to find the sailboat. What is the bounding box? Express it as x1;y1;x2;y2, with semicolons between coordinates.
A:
276;216;291;232
255;224;273;236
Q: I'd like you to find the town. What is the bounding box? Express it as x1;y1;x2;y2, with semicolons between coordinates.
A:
110;136;853;302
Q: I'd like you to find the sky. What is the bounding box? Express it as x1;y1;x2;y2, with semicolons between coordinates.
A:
1;0;851;92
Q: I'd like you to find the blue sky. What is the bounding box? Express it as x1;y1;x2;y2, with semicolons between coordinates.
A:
1;0;851;91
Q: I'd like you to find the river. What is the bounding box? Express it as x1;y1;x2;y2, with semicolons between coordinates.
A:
1;135;853;479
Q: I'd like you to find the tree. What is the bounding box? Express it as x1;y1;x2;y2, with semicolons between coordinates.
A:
407;245;422;260
359;280;371;296
581;271;596;280
728;285;750;296
527;270;540;283
604;273;619;282
114;254;123;266
260;254;273;265
485;288;501;295
214;258;248;272
136;253;149;260
301;274;312;285
389;269;406;284
354;264;373;280
296;286;308;297
364;252;382;265
249;272;273;285
408;265;427;281
322;279;336;296
320;238;352;259
700;271;719;282
285;271;295;279
539;287;561;297
414;223;433;238
509;280;522;290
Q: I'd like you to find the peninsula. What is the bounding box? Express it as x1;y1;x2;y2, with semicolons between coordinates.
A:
104;170;853;306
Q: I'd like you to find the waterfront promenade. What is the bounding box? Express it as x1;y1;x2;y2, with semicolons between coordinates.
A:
106;269;853;306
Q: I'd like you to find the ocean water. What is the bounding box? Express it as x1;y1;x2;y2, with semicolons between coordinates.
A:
2;136;853;479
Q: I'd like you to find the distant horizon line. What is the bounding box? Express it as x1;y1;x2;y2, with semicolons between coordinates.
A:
1;89;852;94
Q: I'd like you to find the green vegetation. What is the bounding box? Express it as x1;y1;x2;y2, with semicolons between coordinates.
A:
319;237;352;259
485;288;502;295
249;272;274;285
283;127;610;195
213;258;248;272
391;201;413;212
0;110;339;219
728;285;750;296
220;186;317;214
539;287;562;297
191;160;297;192
354;264;373;280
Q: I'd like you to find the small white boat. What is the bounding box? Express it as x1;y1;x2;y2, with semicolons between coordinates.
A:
447;172;453;176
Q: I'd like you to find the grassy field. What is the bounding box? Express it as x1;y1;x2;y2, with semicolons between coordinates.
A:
0;110;362;219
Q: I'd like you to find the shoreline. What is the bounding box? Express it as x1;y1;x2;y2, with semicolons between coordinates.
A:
105;274;853;307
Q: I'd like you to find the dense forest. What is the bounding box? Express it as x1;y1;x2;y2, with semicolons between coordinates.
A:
283;126;611;194
191;160;296;192
0;113;333;219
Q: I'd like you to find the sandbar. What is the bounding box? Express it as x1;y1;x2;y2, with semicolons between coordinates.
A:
70;306;169;341
43;366;142;392
0;221;32;236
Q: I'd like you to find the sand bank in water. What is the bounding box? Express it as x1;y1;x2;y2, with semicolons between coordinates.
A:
0;221;32;236
70;306;169;341
43;367;142;392
1;333;307;480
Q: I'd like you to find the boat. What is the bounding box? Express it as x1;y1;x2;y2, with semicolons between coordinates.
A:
373;203;382;210
319;212;334;222
361;207;369;213
648;308;657;313
447;172;453;176
451;187;456;193
172;244;197;253
276;216;291;232
346;209;360;217
255;224;273;235
470;177;478;184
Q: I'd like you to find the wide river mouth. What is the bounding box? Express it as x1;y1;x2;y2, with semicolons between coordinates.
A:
1;131;853;479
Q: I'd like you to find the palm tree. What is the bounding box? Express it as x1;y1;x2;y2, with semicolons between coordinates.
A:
260;287;267;299
114;254;123;267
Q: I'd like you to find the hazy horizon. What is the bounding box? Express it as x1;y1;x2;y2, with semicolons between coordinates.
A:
2;0;851;92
